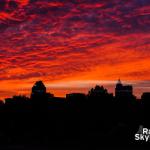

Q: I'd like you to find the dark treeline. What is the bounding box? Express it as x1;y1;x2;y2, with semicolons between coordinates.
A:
0;80;150;149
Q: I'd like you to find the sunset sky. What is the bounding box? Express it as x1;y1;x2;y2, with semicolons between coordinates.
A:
0;0;150;99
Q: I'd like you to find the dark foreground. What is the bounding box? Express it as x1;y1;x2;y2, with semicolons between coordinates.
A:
0;83;150;150
0;97;150;150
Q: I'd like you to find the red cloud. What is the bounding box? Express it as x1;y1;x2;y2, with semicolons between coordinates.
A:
0;0;149;99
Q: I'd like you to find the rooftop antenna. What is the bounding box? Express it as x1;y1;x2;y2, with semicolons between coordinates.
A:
118;78;121;84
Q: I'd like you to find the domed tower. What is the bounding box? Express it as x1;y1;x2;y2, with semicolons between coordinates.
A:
31;80;46;97
31;81;48;111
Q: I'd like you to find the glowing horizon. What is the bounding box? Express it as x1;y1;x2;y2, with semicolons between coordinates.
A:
0;79;149;100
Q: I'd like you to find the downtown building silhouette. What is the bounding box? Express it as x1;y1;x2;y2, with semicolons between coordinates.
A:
115;79;133;98
0;79;149;149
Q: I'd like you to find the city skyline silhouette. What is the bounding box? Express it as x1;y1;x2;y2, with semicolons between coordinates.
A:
0;79;149;100
0;79;149;149
0;0;150;149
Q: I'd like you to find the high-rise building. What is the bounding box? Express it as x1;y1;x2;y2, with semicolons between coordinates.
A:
31;80;46;97
115;79;133;98
30;81;49;111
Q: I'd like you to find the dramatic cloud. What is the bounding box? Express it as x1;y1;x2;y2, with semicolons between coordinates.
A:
0;0;150;99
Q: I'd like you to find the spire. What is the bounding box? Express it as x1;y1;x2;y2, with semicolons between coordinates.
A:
116;79;122;87
118;78;121;84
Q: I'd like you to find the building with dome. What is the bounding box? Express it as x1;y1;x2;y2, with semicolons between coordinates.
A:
31;80;46;98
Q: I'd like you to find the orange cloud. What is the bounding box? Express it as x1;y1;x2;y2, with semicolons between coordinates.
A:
0;0;149;99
